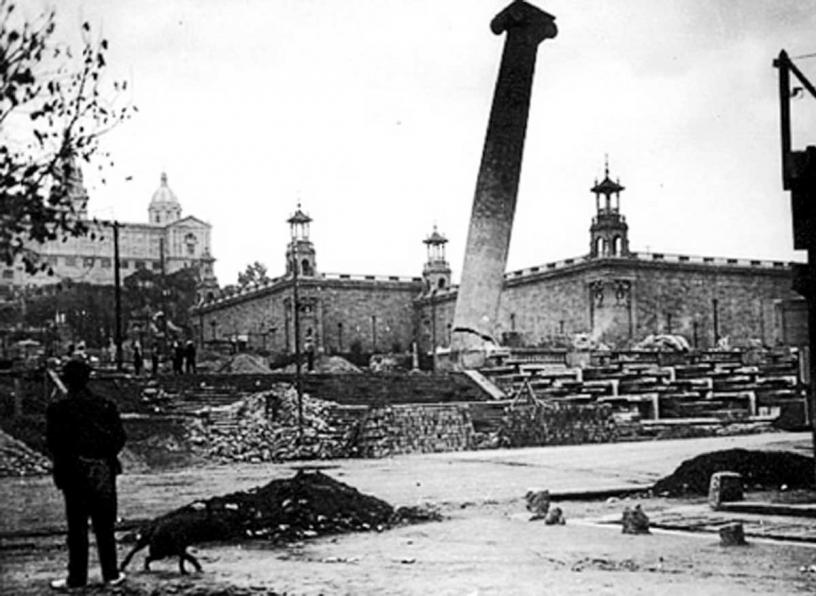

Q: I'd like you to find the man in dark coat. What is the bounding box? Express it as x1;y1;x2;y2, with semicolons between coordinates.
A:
46;359;126;590
184;340;197;373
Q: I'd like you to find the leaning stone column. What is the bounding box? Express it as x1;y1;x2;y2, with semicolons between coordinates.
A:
450;1;557;368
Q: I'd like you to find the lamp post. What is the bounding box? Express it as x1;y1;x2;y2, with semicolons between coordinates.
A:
113;221;123;371
291;251;303;445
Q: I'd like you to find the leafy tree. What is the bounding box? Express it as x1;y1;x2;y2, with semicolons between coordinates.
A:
237;261;271;289
0;0;133;272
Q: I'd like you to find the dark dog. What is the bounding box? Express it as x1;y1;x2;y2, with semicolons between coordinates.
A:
120;505;232;574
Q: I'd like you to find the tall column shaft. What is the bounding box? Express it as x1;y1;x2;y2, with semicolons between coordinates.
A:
451;1;556;366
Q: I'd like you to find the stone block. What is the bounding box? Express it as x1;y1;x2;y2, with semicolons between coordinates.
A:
708;471;744;509
719;522;747;546
621;504;650;534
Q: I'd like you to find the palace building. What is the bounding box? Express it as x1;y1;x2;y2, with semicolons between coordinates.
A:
1;165;219;303
192;165;806;358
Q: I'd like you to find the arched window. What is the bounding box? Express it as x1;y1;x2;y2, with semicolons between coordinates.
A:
301;259;313;277
612;236;622;256
595;237;604;256
437;278;446;289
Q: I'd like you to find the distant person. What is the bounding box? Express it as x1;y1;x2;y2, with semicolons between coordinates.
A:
173;341;185;375
132;343;143;376
46;360;126;590
184;340;197;374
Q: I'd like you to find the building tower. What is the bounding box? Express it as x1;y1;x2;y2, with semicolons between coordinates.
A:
286;204;317;277
59;154;89;219
196;248;219;304
148;172;182;225
422;225;451;294
589;158;629;258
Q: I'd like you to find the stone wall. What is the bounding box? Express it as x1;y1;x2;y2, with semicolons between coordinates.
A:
352;404;474;458
630;261;796;349
497;403;618;448
196;276;421;355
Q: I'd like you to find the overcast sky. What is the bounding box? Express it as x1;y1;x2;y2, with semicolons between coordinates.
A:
30;0;816;285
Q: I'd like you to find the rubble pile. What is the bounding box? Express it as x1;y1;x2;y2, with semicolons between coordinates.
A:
0;429;51;476
633;334;691;352
187;386;354;462
217;353;273;374
652;448;814;496
153;470;438;545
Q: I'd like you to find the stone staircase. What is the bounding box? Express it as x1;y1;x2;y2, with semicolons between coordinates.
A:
479;352;807;429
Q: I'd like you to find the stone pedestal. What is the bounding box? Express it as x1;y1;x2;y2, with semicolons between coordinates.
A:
708;471;744;509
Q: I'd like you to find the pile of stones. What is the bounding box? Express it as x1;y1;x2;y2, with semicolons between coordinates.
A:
0;429;51;477
186;386;353;463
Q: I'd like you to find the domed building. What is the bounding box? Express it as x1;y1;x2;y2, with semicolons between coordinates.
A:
1;170;219;304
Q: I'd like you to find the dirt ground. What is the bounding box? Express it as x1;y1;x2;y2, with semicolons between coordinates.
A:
4;434;816;595
3;495;816;595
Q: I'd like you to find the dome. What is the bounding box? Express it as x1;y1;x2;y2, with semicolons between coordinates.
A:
150;172;179;204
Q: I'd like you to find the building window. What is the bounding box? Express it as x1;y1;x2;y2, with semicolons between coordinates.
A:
120;260;129;269
152;261;162;271
65;256;77;267
135;260;146;270
83;257;94;268
185;233;197;256
2;269;13;279
100;258;112;268
47;256;58;265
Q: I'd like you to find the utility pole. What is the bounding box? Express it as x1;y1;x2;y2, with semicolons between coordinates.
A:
774;49;816;483
113;221;123;372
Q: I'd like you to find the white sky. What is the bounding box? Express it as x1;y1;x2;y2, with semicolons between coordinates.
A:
29;0;816;285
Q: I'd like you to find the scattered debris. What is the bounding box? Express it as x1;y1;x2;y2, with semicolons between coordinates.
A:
526;489;551;520
572;557;640;572
719;522;748;546
0;429;51;477
544;506;566;525
633;334;691;352
621;505;650;534
652;449;814;497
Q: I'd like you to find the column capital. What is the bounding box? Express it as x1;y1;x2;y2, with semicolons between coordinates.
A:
490;1;557;44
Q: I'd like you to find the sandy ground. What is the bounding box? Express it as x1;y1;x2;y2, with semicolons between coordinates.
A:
3;433;816;595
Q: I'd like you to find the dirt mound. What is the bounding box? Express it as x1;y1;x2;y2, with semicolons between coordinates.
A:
277;355;361;374
0;429;51;477
217;353;273;374
652;449;814;496
146;470;435;545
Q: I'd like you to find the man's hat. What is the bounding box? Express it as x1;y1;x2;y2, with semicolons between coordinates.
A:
61;359;92;389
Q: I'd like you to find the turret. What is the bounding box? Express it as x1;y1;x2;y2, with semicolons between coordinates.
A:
589;157;629;258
